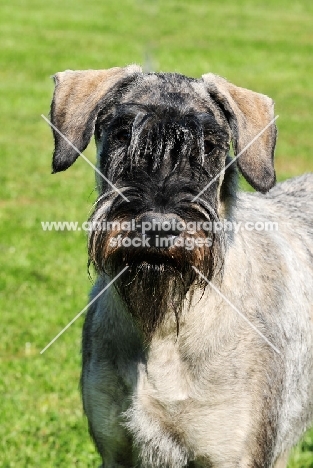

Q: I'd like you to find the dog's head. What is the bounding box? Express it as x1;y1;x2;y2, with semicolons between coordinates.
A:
49;65;277;336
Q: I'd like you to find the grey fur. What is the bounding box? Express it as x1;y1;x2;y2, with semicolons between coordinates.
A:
49;67;313;468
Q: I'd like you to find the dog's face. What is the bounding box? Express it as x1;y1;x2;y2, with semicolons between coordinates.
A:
49;65;277;337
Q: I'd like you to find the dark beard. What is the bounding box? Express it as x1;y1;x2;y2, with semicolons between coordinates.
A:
110;252;196;339
88;188;227;339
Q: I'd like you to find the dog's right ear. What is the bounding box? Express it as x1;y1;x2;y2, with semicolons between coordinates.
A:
50;65;142;173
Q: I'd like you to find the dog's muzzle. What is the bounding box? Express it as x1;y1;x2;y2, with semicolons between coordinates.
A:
135;212;184;246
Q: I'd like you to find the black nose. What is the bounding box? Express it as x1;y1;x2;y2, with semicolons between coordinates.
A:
137;212;183;238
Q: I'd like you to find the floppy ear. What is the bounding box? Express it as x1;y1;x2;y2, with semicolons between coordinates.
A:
50;64;142;173
202;73;277;193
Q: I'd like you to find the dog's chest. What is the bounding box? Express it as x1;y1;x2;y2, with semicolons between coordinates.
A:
144;342;192;402
125;338;254;462
133;341;197;425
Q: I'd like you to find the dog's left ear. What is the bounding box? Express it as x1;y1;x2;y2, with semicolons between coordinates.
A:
202;73;277;193
50;65;142;173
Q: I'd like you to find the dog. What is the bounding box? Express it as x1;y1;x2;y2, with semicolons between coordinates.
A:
49;65;313;468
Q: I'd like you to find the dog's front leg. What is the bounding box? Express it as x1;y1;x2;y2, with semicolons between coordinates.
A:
82;358;134;467
81;297;139;468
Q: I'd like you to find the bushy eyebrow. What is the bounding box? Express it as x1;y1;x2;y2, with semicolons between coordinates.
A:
115;103;155;118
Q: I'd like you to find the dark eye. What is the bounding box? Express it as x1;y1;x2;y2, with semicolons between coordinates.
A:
204;140;215;155
115;129;130;144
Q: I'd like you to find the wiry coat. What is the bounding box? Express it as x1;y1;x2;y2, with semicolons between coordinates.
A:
49;65;313;468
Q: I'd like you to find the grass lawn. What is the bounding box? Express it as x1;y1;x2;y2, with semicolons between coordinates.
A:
1;0;313;466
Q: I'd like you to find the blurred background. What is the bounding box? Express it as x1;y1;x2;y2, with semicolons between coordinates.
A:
1;0;313;466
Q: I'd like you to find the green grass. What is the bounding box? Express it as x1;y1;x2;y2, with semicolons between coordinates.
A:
1;0;313;466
